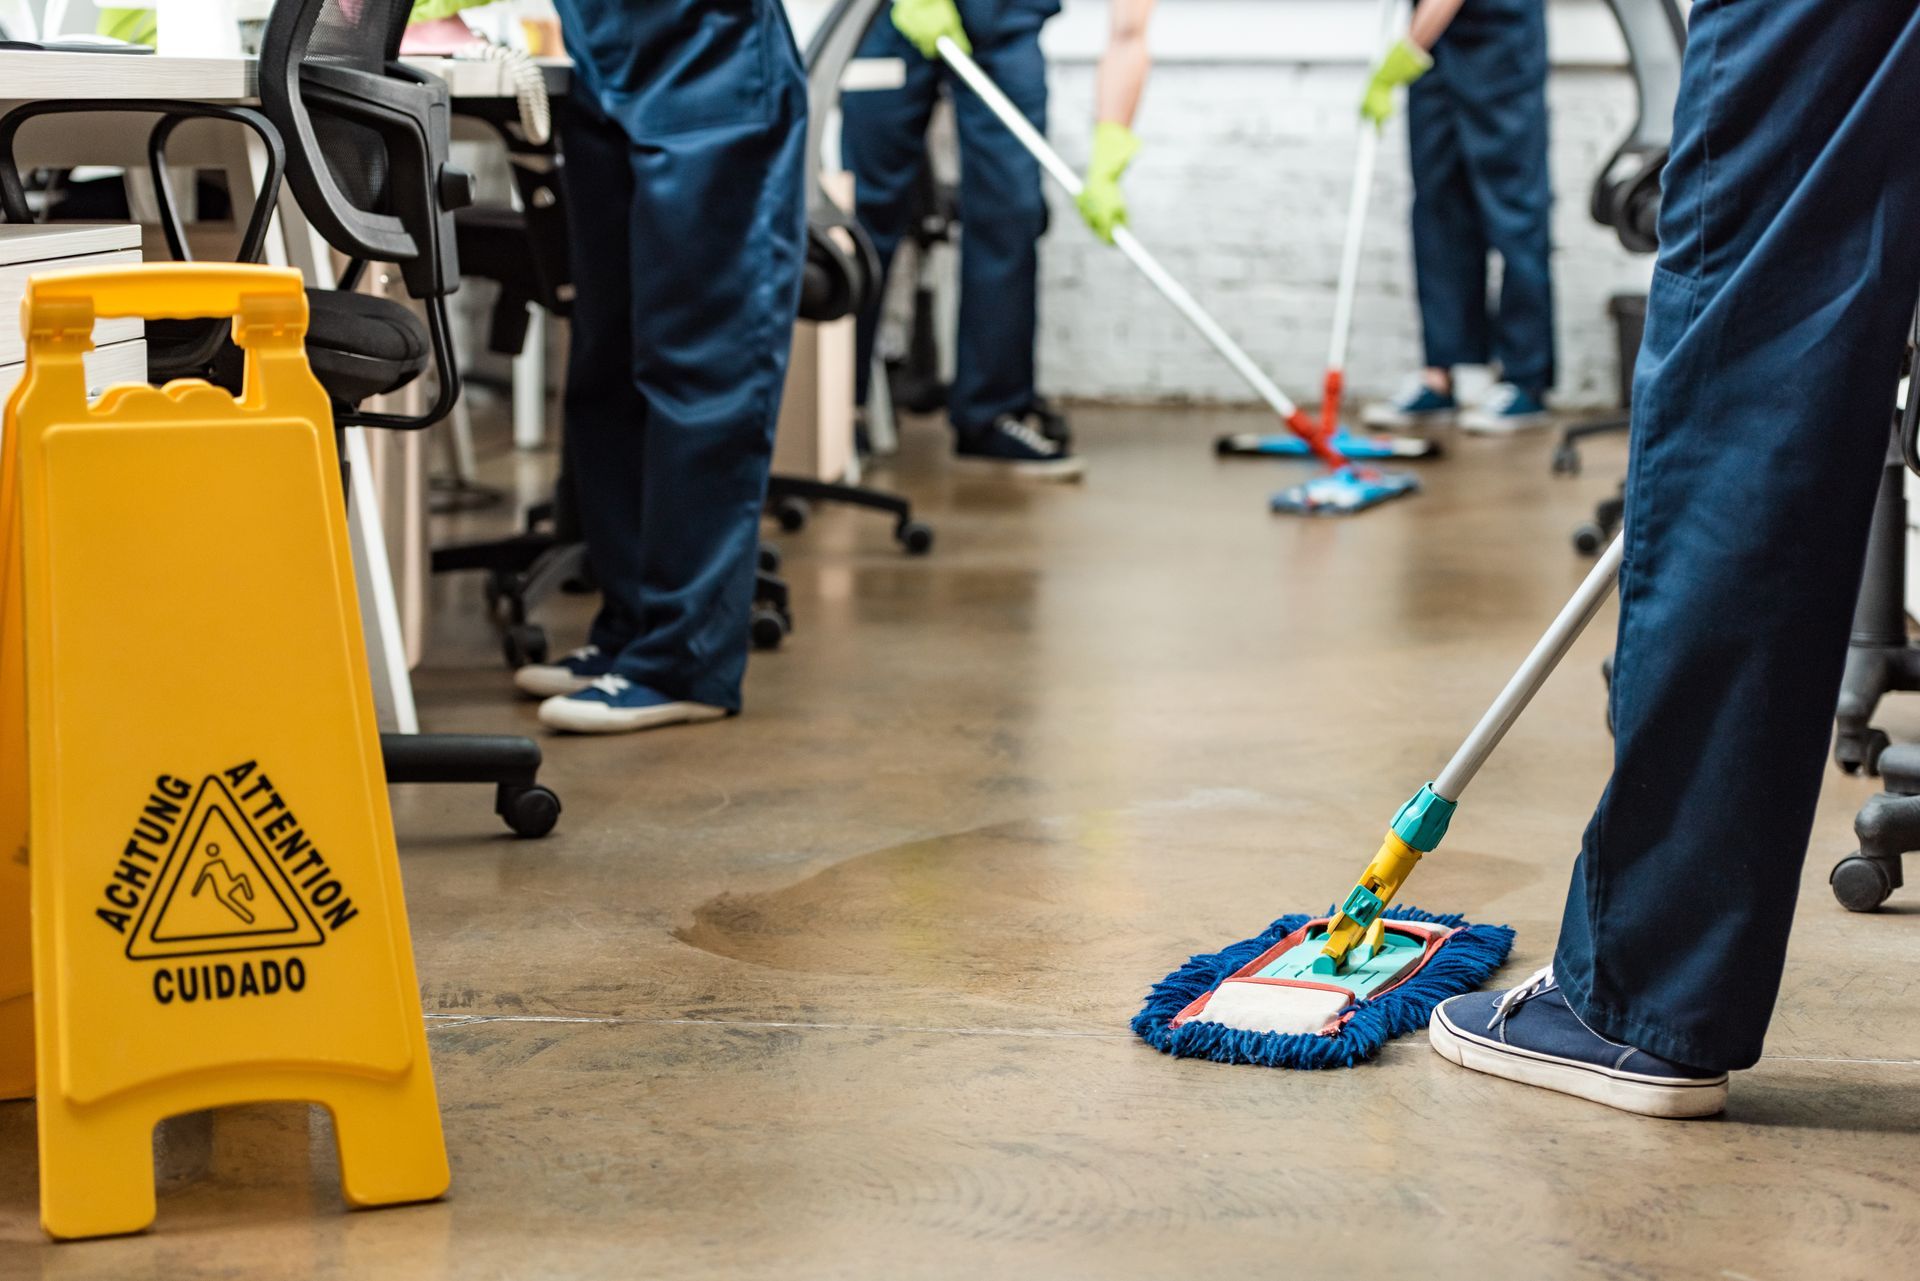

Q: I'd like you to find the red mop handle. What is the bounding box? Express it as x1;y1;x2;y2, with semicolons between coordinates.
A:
1286;406;1348;471
1320;368;1346;440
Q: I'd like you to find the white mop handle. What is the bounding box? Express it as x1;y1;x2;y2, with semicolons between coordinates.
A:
1327;0;1408;374
936;36;1303;422
1325;126;1379;374
1431;533;1624;801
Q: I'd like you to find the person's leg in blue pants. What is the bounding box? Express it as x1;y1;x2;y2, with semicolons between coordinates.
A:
1433;0;1920;1112
841;4;1076;474
1408;0;1554;416
1408;73;1492;379
538;0;807;732
946;13;1050;438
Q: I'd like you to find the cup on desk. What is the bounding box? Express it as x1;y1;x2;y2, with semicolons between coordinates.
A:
520;16;564;58
155;0;244;57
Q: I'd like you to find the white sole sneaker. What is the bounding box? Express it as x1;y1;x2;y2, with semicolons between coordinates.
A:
1459;412;1551;436
513;664;602;699
1360;406;1456;431
953;454;1088;482
1429;1005;1728;1119
537;695;729;735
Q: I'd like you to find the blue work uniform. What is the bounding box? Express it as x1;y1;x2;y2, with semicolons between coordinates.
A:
840;0;1061;436
549;0;807;710
1406;0;1555;396
1555;0;1920;1071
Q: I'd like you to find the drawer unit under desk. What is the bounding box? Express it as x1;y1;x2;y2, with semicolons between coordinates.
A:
0;338;150;407
0;223;146;366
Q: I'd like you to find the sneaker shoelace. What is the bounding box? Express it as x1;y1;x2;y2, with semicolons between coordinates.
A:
587;674;631;697
565;645;602;665
998;416;1061;457
1487;964;1556;1031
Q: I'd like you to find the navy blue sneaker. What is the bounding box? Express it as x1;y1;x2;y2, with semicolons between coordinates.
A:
1362;378;1458;430
1459;382;1551;434
538;675;728;735
1429;967;1729;1118
513;644;615;698
955;413;1086;481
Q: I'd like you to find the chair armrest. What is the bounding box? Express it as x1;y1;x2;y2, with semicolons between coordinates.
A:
0;100;289;380
0;100;285;260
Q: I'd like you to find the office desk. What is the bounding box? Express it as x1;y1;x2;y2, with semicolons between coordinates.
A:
0;49;566;104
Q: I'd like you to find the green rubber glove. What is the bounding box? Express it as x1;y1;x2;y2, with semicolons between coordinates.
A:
1077;122;1140;245
1360;38;1434;128
891;0;970;60
96;8;158;44
411;0;494;19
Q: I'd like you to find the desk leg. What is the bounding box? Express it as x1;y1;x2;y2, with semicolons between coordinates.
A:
347;427;421;735
512;306;546;451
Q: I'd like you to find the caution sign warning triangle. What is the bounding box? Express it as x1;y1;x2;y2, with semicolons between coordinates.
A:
127;777;325;960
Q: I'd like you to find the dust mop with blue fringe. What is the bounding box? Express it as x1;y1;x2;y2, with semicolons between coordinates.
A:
1134;536;1625;1068
1133;907;1513;1068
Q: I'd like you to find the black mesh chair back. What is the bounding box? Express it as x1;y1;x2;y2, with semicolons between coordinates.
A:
259;0;474;428
261;0;466;301
1594;0;1687;253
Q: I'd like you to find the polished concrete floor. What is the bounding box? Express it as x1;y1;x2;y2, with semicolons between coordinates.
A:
5;404;1920;1278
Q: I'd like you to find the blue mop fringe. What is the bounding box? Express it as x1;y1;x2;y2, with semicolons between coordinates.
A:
1130;905;1515;1070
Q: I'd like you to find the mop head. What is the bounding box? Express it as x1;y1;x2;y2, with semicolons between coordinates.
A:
1216;429;1442;461
1270;465;1420;516
1132;905;1514;1069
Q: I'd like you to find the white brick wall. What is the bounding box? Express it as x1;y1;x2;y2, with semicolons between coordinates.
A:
1034;57;1656;409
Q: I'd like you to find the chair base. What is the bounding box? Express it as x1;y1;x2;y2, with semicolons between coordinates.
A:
766;474;934;555
1835;743;1920;911
1833;443;1917;777
381;732;559;839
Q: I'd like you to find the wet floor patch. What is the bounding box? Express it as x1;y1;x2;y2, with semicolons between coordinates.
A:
672;789;1541;1030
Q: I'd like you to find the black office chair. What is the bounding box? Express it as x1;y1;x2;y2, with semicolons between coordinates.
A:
251;0;559;837
1831;334;1920;909
886;157;957;418
1551;0;1685;554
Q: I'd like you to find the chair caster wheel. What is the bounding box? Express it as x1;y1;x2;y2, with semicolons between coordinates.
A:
775;496;810;533
497;783;561;839
897;520;934;556
1835;728;1890;776
1831;853;1895;912
1572;522;1605;555
750;605;790;651
1551;444;1581;476
485;569;523;620
503;623;548;669
758;544;783;574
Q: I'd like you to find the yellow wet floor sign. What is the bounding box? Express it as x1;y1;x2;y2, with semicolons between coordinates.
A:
0;264;448;1239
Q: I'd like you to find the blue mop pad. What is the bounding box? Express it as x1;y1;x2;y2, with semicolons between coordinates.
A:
1217;429;1442;461
1270;465;1420;516
1131;905;1514;1069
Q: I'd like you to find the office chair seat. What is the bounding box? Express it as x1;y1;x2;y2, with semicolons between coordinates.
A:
189;288;429;405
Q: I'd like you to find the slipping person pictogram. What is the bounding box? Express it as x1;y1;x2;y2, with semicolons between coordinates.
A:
191;848;256;926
